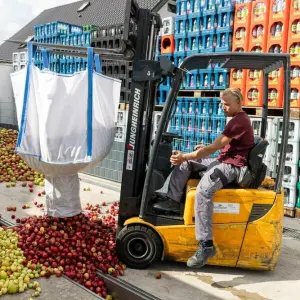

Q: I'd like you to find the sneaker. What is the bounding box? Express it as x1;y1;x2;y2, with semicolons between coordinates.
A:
153;199;180;214
187;245;216;268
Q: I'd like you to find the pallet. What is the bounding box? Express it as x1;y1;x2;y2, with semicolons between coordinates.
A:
295;208;300;219
177;89;223;98
284;207;295;218
242;107;300;119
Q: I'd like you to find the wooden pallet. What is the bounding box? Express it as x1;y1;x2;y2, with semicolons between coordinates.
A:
284;207;295;218
177;89;223;98
242;107;300;119
295;208;300;219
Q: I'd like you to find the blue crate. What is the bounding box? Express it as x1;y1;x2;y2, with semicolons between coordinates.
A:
82;32;91;46
186;71;199;89
177;0;187;16
189;0;201;18
196;115;209;133
174;53;185;67
212;98;225;116
201;34;215;53
199;70;212;89
203;0;216;15
202;14;217;35
51;21;70;35
170;116;184;134
188;16;201;37
215;32;232;52
212;116;226;134
217;0;235;13
175;37;188;55
183;115;196;136
200;98;214;115
51;62;60;73
214;69;229;89
183;135;196;152
195;131;209;146
70;24;83;34
158;86;169;105
216;12;234;33
175;18;188;38
186;98;199;115
187;36;200;54
174;98;186;115
59;62;67;74
173;138;185;152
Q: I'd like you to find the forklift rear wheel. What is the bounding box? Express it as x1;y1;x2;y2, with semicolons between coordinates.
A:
116;225;163;269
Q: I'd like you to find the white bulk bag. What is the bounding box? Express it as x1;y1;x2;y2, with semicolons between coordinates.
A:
11;43;121;176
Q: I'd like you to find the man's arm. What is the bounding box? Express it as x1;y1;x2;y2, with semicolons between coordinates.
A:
170;134;232;165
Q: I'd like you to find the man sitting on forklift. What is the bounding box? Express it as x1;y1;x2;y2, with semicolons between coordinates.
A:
153;87;255;268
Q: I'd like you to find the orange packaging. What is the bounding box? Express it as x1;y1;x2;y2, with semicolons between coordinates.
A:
249;0;270;52
267;0;291;53
245;85;263;107
230;69;246;88
290;85;300;107
161;35;175;54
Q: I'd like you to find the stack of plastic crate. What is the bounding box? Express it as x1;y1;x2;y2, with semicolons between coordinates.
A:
168;97;226;155
33;21;98;74
91;24;132;104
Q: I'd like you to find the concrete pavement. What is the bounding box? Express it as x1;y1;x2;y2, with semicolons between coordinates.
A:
1;176;300;300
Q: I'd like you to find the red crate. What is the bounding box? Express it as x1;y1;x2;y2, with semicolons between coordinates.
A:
246;68;263;86
234;3;252;27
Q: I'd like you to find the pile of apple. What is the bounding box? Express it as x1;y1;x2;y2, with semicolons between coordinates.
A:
0;227;42;298
14;213;124;298
0;128;44;185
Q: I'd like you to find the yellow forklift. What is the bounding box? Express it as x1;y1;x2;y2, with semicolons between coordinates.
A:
116;52;291;271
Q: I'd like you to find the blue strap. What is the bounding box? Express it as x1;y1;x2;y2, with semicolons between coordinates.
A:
87;47;93;158
41;49;49;69
94;54;102;73
17;42;35;147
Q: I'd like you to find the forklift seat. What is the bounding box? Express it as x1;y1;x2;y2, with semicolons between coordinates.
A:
189;136;269;190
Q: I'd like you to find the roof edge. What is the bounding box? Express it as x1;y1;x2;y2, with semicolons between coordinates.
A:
152;0;168;12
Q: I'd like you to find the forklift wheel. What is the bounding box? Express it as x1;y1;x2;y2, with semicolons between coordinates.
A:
116;225;163;269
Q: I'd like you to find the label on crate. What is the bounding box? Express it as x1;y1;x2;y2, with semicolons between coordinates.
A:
213;203;240;214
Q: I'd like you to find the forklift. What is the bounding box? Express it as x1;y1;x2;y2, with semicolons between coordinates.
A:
7;0;291;272
116;27;291;271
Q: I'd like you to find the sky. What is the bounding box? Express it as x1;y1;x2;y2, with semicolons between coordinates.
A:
0;0;78;44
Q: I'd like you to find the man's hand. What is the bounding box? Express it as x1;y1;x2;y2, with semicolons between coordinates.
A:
170;151;185;165
194;144;204;151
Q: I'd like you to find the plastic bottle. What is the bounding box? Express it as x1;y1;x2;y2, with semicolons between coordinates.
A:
181;2;185;15
211;74;215;87
207;17;211;29
187;0;191;13
275;23;281;36
194;0;199;12
206;36;210;48
221;34;225;47
179;40;183;51
190;75;194;87
219;74;224;86
218;103;222;115
297;20;300;34
180;21;184;33
193;19;197;31
192;38;196;50
204;74;208;87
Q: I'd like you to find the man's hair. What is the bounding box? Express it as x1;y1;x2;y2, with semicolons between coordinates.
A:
222;88;243;104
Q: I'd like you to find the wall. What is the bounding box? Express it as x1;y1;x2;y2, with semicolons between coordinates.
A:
0;63;17;128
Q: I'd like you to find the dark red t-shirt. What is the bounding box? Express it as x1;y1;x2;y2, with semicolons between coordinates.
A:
217;111;254;167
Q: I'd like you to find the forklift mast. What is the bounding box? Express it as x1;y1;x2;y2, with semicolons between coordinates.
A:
118;4;163;226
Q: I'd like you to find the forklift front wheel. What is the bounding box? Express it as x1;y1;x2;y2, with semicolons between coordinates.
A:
116;225;163;269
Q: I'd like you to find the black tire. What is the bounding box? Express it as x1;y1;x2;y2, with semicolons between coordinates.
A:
116;225;163;269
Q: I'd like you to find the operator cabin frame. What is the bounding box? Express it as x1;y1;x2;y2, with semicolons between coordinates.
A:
136;52;291;222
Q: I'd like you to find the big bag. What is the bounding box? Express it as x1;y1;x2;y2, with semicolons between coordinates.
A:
10;42;121;176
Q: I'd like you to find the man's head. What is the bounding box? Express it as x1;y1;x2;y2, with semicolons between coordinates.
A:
220;88;243;117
